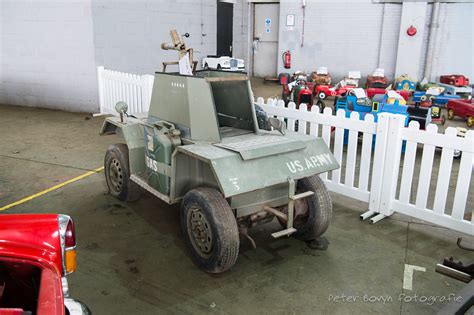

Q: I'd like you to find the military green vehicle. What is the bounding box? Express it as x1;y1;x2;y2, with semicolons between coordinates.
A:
100;70;339;273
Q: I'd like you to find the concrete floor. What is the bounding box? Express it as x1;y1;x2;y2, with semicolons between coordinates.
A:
0;80;473;314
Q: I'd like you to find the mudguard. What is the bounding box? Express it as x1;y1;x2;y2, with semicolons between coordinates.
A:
100;116;146;174
177;131;339;197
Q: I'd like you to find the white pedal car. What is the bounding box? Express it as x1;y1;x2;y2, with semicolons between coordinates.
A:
202;55;244;71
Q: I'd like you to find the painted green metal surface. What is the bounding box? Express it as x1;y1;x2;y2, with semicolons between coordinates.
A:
214;133;307;160
177;131;338;197
100;116;146;175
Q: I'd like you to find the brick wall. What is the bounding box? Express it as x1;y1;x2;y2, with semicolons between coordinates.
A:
0;0;98;113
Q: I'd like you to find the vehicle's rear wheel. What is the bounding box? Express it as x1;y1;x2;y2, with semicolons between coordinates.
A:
181;187;239;273
447;109;455;120
467;116;474;127
104;144;140;201
318;92;326;100
217;64;222;70
277;175;332;241
204;63;209;70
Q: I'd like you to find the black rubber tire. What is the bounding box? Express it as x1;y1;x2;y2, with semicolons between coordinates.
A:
447;109;454;120
104;144;140;201
293;175;333;241
316;100;325;113
255;105;271;130
217;64;222;70
441;115;446;126
204;63;209;70
467;116;474;127
181;187;239;273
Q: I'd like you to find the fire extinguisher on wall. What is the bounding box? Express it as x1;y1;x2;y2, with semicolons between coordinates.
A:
283;50;291;69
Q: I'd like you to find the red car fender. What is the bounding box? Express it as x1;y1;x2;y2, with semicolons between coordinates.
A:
0;214;65;315
0;214;63;271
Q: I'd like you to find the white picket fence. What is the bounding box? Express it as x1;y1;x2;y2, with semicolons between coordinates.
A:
96;66;154;115
257;98;473;235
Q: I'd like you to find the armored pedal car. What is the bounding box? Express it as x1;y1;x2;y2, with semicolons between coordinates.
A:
100;71;339;273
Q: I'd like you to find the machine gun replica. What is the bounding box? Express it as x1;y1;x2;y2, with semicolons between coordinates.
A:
160;29;198;74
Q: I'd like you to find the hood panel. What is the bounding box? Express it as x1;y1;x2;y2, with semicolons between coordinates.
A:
178;132;339;197
213;134;307;160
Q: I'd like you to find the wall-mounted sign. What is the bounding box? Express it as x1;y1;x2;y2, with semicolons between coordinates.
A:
265;28;271;33
286;14;295;26
265;18;271;27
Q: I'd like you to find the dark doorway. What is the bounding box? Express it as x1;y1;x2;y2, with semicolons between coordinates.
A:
217;1;233;56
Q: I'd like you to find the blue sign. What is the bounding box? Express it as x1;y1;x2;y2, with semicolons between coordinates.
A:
265;28;271;33
265;18;271;27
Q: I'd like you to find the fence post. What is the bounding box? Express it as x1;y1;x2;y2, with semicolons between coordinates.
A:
96;66;105;114
377;114;407;218
365;113;391;220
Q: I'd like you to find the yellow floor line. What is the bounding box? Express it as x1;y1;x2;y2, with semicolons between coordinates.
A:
0;166;104;212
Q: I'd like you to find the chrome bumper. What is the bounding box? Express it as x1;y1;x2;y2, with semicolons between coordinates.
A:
63;277;91;314
64;298;91;315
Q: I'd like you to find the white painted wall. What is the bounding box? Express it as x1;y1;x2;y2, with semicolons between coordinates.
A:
0;0;249;113
431;3;474;81
92;0;249;75
275;0;474;83
395;2;428;81
277;0;385;82
377;3;403;80
0;0;98;112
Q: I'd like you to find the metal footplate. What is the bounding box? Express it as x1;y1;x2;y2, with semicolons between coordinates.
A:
130;174;171;203
270;178;314;239
271;227;297;238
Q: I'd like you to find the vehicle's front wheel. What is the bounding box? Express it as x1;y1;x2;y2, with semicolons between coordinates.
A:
181;187;239;273
204;63;209;70
104;144;140;201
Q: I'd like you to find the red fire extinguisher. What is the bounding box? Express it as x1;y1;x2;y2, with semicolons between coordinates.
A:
283;51;291;69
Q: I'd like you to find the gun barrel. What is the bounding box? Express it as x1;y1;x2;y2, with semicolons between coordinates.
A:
161;42;178;51
435;263;472;283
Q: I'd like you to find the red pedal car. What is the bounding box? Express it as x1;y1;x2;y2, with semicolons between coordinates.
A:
0;214;90;315
365;88;410;101
447;99;474;127
314;81;356;100
440;74;470;87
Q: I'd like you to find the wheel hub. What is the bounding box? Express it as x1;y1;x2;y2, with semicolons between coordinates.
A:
187;207;213;258
108;158;123;193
